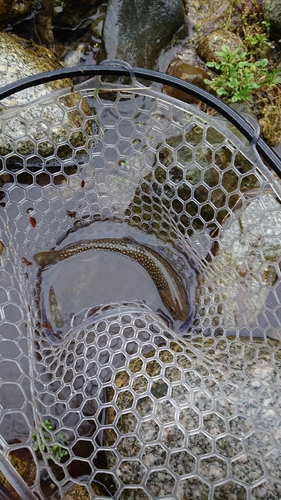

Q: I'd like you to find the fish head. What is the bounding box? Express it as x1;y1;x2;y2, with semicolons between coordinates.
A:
161;289;189;322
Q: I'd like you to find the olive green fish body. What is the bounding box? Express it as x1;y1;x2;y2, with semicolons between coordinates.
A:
34;237;189;321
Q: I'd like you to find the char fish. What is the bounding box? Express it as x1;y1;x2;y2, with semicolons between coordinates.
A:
34;237;190;321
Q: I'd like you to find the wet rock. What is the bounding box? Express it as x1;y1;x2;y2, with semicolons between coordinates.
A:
0;32;70;107
53;0;102;29
259;105;281;147
90;3;107;40
60;3;105;66
197;29;244;64
185;0;237;34
65;482;104;498
0;0;38;26
263;0;281;41
102;0;185;69
34;0;54;48
170;45;204;69
63;39;99;67
0;32;92;157
163;59;209;104
63;42;90;67
0;448;36;498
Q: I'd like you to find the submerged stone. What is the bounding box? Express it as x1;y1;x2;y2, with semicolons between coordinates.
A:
163;60;209;104
197;29;244;64
102;0;185;68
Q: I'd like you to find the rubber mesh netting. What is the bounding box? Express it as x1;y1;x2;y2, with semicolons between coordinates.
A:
0;76;281;499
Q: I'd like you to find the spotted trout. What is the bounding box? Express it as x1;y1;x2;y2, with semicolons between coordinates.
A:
34;237;190;321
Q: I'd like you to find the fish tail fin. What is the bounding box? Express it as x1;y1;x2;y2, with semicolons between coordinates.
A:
33;251;58;267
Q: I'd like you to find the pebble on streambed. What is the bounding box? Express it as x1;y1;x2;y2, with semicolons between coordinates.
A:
102;334;281;499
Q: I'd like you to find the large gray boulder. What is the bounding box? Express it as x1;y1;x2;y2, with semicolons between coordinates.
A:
103;0;185;69
263;0;281;40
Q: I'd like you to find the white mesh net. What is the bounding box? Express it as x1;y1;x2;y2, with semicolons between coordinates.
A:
0;75;281;499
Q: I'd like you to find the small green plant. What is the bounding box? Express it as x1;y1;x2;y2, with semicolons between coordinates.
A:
244;22;275;57
172;33;182;46
119;159;130;170
204;45;281;102
32;420;69;462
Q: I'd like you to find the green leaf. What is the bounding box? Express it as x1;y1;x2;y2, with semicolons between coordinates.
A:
217;87;228;96
206;61;220;69
204;34;281;104
258;58;269;67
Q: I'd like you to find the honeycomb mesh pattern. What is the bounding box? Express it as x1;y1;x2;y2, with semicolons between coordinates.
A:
0;77;281;499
